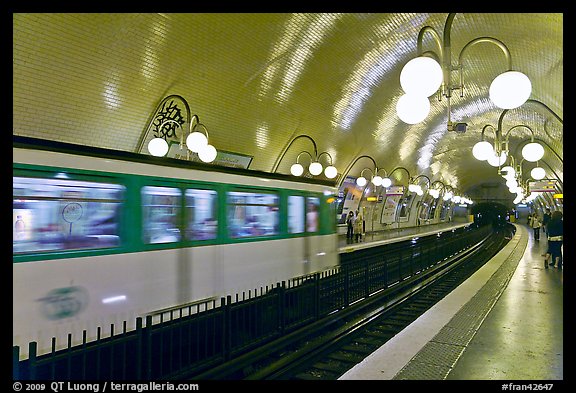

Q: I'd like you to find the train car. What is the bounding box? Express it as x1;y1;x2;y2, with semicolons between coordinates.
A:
13;136;339;359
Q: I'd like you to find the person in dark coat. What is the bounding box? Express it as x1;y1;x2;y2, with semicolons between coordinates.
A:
346;211;355;241
542;208;551;234
545;210;563;269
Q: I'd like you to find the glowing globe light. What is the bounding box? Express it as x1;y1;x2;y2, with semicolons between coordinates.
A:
198;144;217;163
186;131;208;153
506;178;518;189
472;141;494;161
489;71;532;109
148;137;169;157
487;150;507;167
508;185;519;193
309;161;323;176
396;93;431;124
381;177;392;188
356;176;367;187
531;166;546;180
500;165;516;179
372;175;383;186
400;56;443;97
521;142;544;162
290;163;304;176
324;165;338;179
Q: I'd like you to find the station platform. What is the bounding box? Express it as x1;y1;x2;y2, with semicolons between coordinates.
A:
338;220;472;251
338;223;563;381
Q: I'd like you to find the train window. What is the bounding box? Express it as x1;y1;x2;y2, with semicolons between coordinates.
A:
13;176;124;254
306;197;320;232
185;189;218;241
227;191;279;238
288;195;305;234
142;186;182;244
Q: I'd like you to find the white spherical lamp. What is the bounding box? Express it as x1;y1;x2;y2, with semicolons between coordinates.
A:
500;165;516;179
489;71;531;109
290;163;304;176
472;140;494;161
487;150;507;167
324;165;338;179
400;56;443;97
186;131;208;153
309;161;323;176
356;176;367;187
381;177;392;188
148;137;169;157
531;166;546;180
198;144;217;163
372;175;383;186
521;142;544;162
396;93;431;124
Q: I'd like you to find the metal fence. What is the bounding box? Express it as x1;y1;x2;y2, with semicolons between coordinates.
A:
14;224;491;380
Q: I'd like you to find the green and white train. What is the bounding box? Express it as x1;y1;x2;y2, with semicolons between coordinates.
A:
13;136;338;359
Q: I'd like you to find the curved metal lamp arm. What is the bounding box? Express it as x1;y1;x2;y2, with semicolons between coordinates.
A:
431;180;446;191
337;155;379;188
359;167;374;179
412;174;431;187
295;150;314;164
497;99;563;139
458;37;512;71
503;124;535;143
317;151;334;165
480;124;497;141
375;167;389;177
389;166;412;183
417;25;444;60
272;134;319;173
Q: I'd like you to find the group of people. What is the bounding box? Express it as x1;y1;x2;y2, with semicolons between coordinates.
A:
346;209;365;242
528;208;563;269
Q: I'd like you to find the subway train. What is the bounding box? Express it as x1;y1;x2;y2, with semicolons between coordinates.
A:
13;136;339;359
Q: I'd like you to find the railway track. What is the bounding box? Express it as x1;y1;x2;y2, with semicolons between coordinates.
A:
239;225;513;380
188;225;513;380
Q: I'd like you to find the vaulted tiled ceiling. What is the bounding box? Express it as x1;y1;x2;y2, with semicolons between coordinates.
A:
13;13;563;202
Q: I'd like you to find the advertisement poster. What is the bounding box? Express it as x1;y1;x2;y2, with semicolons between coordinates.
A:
380;186;403;224
336;176;364;224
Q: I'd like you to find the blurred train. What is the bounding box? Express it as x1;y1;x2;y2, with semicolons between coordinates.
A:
13;136;339;359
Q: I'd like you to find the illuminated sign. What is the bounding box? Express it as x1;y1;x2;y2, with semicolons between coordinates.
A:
386;185;404;196
553;193;563;199
528;180;556;192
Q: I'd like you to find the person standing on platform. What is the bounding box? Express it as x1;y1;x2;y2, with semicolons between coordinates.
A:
544;210;563;269
354;209;364;243
530;213;541;241
542;208;552;234
346;211;355;241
